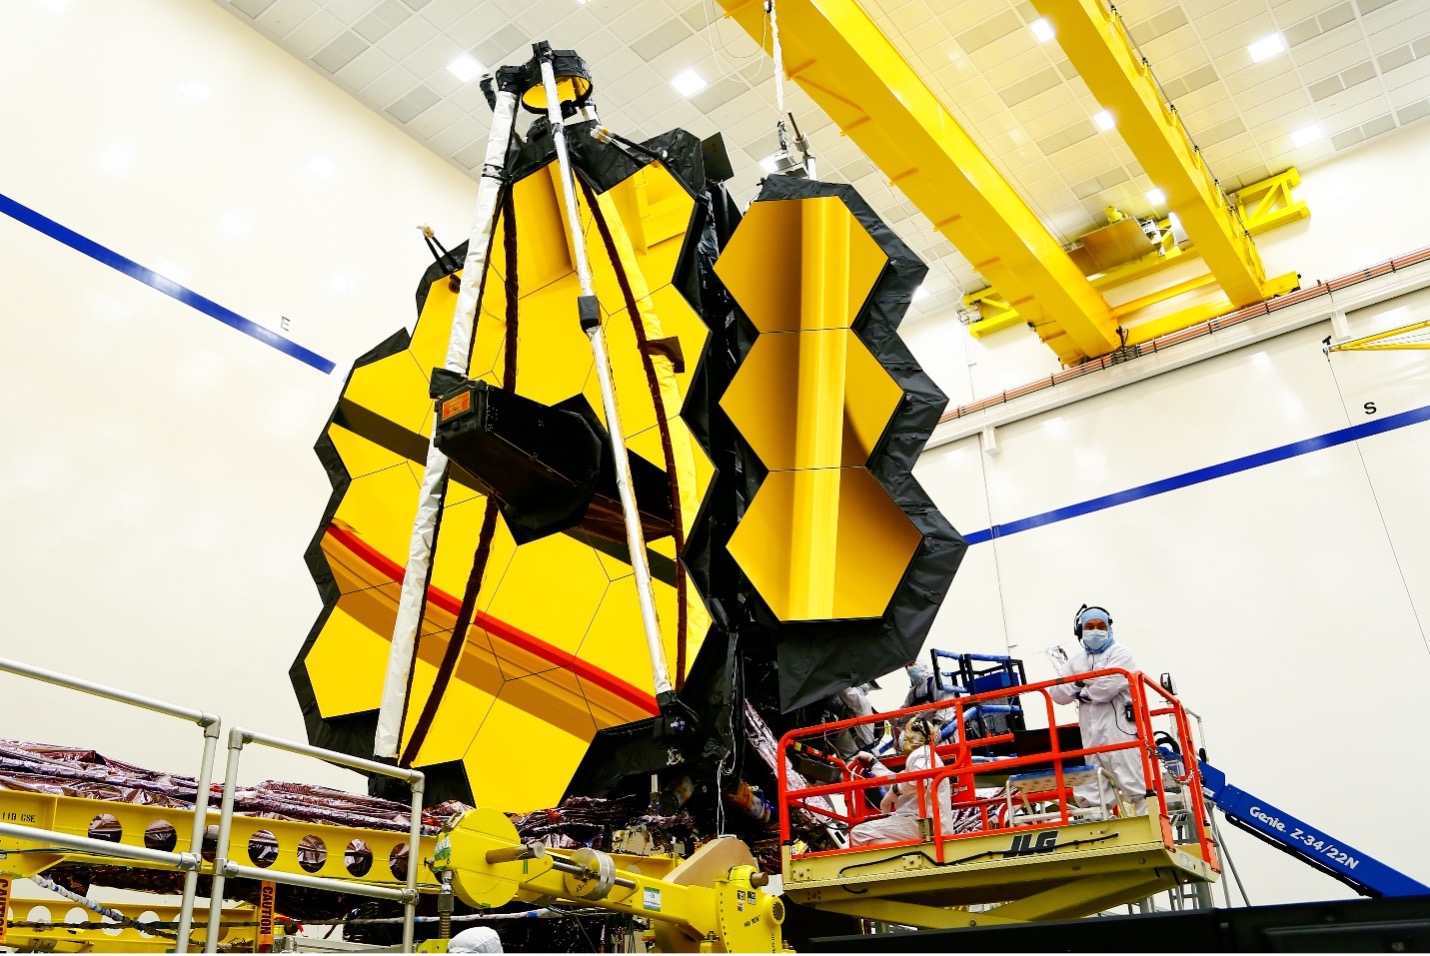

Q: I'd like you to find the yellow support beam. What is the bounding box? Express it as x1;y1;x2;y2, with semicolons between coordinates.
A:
717;0;1119;365
1033;0;1295;306
963;287;1026;338
1237;167;1310;235
1328;318;1430;352
966;168;1309;336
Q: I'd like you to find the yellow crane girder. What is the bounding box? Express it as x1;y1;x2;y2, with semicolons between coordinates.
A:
965;168;1308;342
1032;0;1298;307
717;0;1119;365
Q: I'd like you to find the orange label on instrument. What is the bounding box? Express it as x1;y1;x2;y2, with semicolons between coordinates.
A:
257;881;276;951
0;875;10;944
441;391;472;420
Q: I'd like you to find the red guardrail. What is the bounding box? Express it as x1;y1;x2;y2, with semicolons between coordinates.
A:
777;669;1217;868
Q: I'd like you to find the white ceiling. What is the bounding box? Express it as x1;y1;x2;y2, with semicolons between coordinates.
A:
214;0;1430;315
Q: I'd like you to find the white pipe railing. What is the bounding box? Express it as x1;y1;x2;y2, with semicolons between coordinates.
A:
203;727;425;953
0;656;219;952
0;821;202;870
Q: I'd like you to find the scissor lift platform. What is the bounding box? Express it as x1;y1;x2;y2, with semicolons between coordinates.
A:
777;666;1222;930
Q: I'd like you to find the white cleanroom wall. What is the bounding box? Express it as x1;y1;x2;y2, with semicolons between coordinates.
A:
0;0;477;791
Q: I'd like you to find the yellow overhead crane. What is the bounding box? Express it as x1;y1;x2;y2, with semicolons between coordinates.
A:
717;0;1305;364
964;167;1310;339
1032;0;1300;309
717;0;1121;365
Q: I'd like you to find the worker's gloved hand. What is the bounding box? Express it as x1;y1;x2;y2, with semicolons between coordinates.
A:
853;751;875;766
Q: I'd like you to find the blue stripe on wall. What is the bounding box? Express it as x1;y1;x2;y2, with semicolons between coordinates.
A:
962;401;1430;545
0;191;335;374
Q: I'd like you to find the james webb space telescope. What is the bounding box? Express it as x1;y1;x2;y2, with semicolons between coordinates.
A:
295;39;964;819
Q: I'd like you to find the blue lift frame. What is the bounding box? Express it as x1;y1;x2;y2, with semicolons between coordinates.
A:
1198;759;1429;898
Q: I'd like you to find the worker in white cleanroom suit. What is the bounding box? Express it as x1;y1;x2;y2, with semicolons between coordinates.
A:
1048;605;1148;817
902;661;958;724
448;926;503;953
848;716;955;847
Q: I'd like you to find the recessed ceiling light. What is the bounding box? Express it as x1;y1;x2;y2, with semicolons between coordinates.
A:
1291;123;1324;148
306;156;337;179
217;212;251;239
1247;33;1286;63
1030;17;1055;43
179;80;211;102
1092;110;1115;131
98;144;134;176
152;258;186;284
758;152;780;174
913;285;931;302
671;69;707;97
1145;188;1166;205
446;53;484;83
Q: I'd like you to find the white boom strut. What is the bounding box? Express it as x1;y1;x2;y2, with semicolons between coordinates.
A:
373;83;520;760
536;45;674;701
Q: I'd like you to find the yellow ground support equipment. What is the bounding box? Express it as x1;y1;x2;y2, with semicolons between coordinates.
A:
0;786;786;952
0;787;437;952
0;899;267;954
438;807;785;952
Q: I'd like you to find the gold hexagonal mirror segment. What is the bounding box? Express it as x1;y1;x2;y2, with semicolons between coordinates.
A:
726;467;921;621
714;196;888;333
720;328;904;471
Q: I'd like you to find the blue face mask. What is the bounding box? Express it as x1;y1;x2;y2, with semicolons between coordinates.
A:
1081;627;1113;653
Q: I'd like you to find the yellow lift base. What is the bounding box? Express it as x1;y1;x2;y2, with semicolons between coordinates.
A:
781;813;1216;929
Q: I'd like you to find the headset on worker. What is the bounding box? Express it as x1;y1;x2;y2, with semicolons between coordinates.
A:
1072;603;1113;640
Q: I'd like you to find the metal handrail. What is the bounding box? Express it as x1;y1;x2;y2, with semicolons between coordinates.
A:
204;727;425;953
0;656;219;952
0;821;202;870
